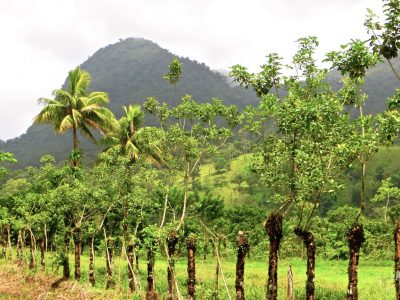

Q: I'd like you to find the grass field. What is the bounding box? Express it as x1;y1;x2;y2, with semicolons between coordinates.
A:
2;252;395;300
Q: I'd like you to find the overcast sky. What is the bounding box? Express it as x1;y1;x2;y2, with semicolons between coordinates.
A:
0;0;382;141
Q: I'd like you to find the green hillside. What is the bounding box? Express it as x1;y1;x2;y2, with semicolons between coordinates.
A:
199;145;400;212
1;38;400;169
0;38;258;169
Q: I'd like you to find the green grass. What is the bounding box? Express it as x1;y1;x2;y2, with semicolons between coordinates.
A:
13;252;396;300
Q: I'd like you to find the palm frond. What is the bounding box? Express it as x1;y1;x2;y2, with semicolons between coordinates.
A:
58;115;75;133
79;123;97;144
88;92;109;105
125;140;140;161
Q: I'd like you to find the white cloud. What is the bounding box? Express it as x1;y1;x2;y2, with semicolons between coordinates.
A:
0;0;383;140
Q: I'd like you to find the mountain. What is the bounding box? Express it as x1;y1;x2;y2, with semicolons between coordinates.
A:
327;58;400;115
1;38;259;168
1;38;400;169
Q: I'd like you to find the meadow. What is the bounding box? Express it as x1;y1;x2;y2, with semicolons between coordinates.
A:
2;253;394;300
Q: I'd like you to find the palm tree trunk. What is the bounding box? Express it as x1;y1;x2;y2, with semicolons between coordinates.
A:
346;224;365;300
186;236;196;300
71;124;79;167
294;227;316;300
265;213;283;300
235;231;249;300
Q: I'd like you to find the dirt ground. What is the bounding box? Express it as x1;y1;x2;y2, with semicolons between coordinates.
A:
0;263;97;300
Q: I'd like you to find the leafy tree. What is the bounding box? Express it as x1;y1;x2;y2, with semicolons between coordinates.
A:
372;177;400;223
102;104;165;165
34;66;117;167
144;95;239;229
364;0;400;80
326;38;400;300
163;57;183;97
231;51;284;300
0;152;16;179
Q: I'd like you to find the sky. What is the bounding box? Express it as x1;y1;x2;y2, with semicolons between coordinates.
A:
0;0;382;141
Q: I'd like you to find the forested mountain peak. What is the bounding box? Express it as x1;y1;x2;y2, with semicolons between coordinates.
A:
1;37;258;168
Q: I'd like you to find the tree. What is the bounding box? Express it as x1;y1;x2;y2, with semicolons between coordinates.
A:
102;105;165;165
34;66;116;167
372;177;400;223
0;152;16;179
231;52;283;300
326;38;400;300
163;57;183;97
364;0;400;80
144;95;239;299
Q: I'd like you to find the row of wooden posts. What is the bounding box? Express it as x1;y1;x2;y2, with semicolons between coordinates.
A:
6;222;391;300
1;227;254;300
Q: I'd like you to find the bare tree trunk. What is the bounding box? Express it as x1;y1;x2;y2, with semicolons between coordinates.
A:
39;237;45;268
74;227;81;280
395;221;400;300
235;231;249;300
203;232;208;261
63;231;71;279
294;228;315;300
6;225;11;260
16;230;22;260
265;213;283;300
346;224;365;300
167;231;179;300
146;248;158;300
186;235;196;300
1;227;6;259
287;266;294;300
88;235;96;286
29;230;36;269
127;243;135;292
215;237;222;299
105;237;115;289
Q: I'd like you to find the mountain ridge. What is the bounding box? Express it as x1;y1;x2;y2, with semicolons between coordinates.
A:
1;38;399;169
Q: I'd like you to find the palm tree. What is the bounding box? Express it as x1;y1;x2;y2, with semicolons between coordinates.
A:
102;105;165;165
35;66;116;167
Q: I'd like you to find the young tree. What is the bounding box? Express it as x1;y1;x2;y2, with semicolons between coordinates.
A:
144;95;239;299
326;39;399;300
231;52;284;300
